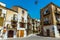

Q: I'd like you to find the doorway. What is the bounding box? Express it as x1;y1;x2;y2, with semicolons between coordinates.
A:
8;30;14;38
46;29;50;37
58;29;60;35
20;30;24;37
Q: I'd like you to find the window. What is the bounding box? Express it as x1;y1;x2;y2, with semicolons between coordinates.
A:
7;24;10;28
44;21;49;24
22;10;24;14
44;17;48;21
13;14;15;20
3;14;5;18
20;23;25;28
43;17;50;25
13;14;17;21
0;9;2;16
44;8;50;15
58;29;60;33
56;16;60;21
11;21;17;28
22;17;24;22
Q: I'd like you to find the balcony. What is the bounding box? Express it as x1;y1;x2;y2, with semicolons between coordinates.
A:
43;9;50;16
43;13;50;16
21;17;24;23
21;20;24;23
27;19;30;23
27;22;31;25
7;24;17;29
11;24;17;28
20;22;25;28
11;21;17;28
43;21;51;25
55;9;60;15
11;17;17;23
11;17;17;29
56;18;60;25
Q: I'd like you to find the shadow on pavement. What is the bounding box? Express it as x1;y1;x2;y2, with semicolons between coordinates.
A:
36;33;55;38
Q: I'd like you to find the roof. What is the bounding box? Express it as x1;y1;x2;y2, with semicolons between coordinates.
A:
0;5;18;13
13;6;28;11
41;2;60;10
0;2;6;7
6;7;18;13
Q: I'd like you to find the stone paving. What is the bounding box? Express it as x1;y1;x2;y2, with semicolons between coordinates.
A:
1;34;60;40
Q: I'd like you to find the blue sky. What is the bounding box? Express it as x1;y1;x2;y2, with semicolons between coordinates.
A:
0;0;60;19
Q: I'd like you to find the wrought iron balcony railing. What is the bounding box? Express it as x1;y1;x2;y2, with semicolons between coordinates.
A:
11;17;18;22
43;21;51;25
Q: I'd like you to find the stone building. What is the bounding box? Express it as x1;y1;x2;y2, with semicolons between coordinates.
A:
27;14;33;35
0;2;28;39
40;2;60;37
12;6;28;38
32;19;40;33
0;2;40;39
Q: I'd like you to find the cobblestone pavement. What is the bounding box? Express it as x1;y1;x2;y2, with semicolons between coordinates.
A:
20;36;60;40
2;34;60;40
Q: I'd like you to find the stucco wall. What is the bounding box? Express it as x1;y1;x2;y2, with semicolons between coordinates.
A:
43;25;55;37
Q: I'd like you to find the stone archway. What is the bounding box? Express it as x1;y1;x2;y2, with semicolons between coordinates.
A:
8;30;14;38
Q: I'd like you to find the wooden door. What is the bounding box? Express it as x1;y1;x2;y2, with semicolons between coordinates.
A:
8;30;14;38
20;30;24;37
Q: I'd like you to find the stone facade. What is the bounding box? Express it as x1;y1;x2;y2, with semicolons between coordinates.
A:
0;2;40;39
40;2;60;38
0;2;28;39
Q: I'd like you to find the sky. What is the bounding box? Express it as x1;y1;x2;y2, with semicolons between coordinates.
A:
0;0;60;19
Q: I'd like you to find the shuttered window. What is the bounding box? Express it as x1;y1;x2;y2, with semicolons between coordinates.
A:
0;9;2;16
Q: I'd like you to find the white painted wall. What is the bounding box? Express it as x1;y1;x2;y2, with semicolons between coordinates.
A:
53;25;60;37
43;25;60;37
0;2;6;7
17;8;27;37
0;8;7;39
